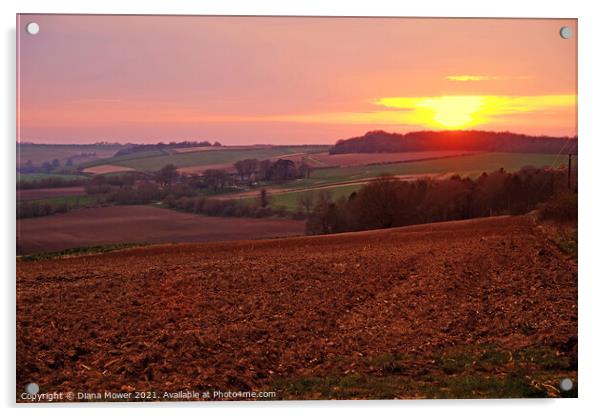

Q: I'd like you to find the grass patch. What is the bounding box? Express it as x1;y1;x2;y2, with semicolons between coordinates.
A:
555;230;577;260
18;243;148;262
241;184;362;212
438;371;550;399
436;350;476;375
21;194;97;206
269;371;558;400
277;152;564;190
268;344;576;399
17;143;122;165
269;374;403;400
364;352;414;375
518;346;573;371
93;145;328;171
478;346;511;367
79;149;169;168
17;172;88;182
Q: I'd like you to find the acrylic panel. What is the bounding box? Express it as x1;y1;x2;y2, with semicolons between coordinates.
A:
16;14;577;402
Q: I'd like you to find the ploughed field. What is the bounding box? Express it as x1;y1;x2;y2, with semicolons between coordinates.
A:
16;215;577;400
16;205;305;255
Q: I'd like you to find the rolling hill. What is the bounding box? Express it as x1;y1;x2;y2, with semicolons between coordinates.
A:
16;215;577;400
330;130;578;155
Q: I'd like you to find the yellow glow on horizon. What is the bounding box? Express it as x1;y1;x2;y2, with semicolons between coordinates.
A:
23;94;576;136
375;94;575;130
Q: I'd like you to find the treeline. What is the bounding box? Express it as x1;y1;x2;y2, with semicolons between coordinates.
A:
17;198;90;219
306;167;576;235
82;166;235;205
17;176;89;189
79;166;298;219
234;158;311;183
84;172;172;205
164;195;293;219
114;140;221;157
329;130;578;155
18;157;83;174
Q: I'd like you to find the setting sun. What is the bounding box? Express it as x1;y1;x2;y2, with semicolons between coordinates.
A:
416;96;485;129
376;95;486;129
375;94;576;131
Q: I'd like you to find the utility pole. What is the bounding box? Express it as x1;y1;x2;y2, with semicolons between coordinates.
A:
568;154;572;190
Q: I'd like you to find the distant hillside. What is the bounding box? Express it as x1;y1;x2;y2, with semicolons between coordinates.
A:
113;140;220;157
329;130;578;155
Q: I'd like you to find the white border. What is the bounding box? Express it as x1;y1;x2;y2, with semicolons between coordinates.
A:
2;1;601;415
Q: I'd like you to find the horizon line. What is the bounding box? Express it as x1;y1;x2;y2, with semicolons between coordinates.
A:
17;128;579;147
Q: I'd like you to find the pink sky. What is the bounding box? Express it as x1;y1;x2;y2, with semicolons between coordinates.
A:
17;15;577;145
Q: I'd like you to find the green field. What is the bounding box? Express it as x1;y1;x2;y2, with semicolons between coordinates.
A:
86;145;329;171
243;184;363;211
278;152;569;190
17;143;122;165
226;152;571;212
19;194;97;208
79;149;170;168
17;172;88;183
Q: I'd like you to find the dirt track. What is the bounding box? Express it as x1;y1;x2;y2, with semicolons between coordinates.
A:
212;172;452;201
16;215;577;400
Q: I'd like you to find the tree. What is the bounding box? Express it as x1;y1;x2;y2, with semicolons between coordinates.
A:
155;164;179;189
203;169;230;192
298;161;312;178
52;159;60;168
268;159;298;182
244;159;258;181
260;189;269;208
234;159;258;182
298;191;315;215
86;174;109;194
258;160;272;181
352;175;405;228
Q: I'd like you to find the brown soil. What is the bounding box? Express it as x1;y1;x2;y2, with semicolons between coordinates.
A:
16;205;305;255
16;215;577;400
309;150;480;167
172;145;272;154
82;165;135;175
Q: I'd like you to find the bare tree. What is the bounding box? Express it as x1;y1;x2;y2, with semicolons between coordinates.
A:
234;159;259;182
298;191;315;215
203;169;230;192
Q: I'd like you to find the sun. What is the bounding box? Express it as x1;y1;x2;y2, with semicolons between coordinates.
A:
415;96;485;129
375;95;488;130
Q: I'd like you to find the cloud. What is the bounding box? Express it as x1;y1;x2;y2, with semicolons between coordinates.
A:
446;75;534;82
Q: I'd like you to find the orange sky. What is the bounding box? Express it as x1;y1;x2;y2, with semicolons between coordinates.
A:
17;15;577;144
